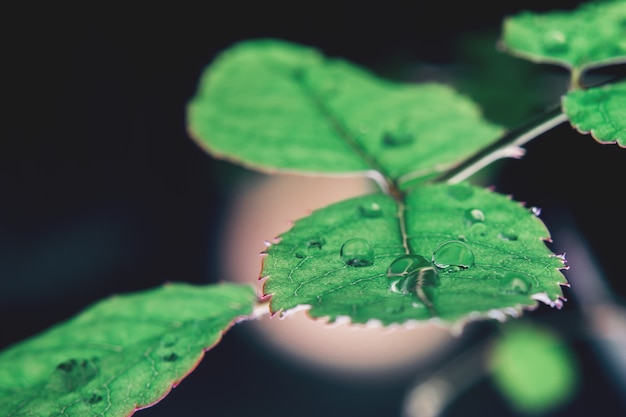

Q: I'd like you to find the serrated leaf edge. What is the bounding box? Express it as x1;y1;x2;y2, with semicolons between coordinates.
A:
561;93;626;148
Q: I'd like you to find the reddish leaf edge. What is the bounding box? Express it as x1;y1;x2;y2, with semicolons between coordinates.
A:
125;284;260;417
561;96;626;149
259;241;569;337
257;290;567;337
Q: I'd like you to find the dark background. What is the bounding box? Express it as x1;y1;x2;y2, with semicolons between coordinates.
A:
3;2;625;416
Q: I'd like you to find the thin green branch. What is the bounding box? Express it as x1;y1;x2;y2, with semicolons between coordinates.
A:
430;104;567;185
403;337;491;417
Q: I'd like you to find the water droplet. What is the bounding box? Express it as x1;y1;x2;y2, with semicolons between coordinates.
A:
382;120;415;147
387;254;438;294
340;238;374;267
358;201;382;218
307;239;324;250
161;335;177;348
386;304;406;314
469;223;488;237
464;208;485;225
49;358;99;392
499;229;518;241
295;238;326;258
530;206;541;216
544;30;568;52
499;272;532;295
84;391;104;404
447;184;474;201
432;240;474;272
162;353;179;362
382;132;414;146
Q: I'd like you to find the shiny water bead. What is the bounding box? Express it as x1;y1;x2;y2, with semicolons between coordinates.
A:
340;238;374;267
432;240;475;272
386;254;437;294
499;272;532;295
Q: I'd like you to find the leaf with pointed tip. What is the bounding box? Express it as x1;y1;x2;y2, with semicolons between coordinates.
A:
0;282;256;417
562;80;626;147
500;0;626;73
187;39;503;184
261;182;567;328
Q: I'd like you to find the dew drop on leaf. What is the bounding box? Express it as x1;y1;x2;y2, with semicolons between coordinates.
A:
84;391;104;405
49;358;100;393
358;201;382;218
295;238;326;258
161;335;178;348
499;272;532;295
162;353;179;362
382;132;414;147
340;238;374;267
382;119;414;146
469;223;488;238
386;254;438;294
307;239;325;250
447;184;474;201
543;30;568;53
432;240;475;272
499;229;519;241
385;304;406;314
464;208;485;224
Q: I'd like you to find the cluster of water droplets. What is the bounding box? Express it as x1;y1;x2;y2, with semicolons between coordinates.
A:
292;188;537;298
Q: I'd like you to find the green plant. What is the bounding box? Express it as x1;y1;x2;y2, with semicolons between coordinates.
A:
2;1;625;416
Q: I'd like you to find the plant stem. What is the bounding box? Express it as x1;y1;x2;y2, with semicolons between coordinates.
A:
430;104;567;184
402;337;491;417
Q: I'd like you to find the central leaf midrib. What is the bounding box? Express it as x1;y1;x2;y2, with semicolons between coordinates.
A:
293;71;393;181
293;72;415;259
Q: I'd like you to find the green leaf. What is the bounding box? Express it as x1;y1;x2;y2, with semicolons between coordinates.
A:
500;0;626;74
0;282;256;417
262;182;567;328
187;39;503;184
489;323;579;414
562;80;626;147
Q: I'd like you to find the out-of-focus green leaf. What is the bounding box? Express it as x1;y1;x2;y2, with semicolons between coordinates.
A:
187;39;503;184
562;80;626;147
262;182;567;328
489;323;579;414
500;0;626;74
0;282;256;417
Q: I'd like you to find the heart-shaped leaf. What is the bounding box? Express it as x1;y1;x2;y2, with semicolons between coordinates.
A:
187;39;503;184
261;182;567;328
562;80;626;147
0;282;256;417
500;0;626;74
